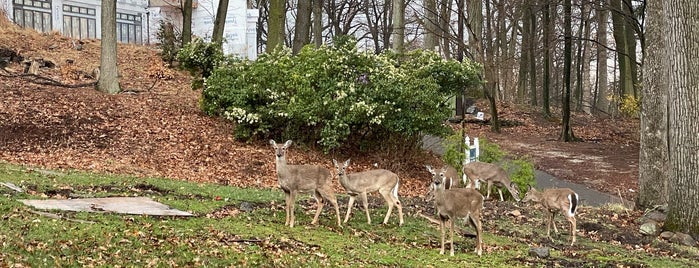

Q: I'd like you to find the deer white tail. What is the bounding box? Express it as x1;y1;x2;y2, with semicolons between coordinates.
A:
568;193;579;217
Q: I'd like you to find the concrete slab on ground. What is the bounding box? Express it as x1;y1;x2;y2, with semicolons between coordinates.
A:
19;197;193;216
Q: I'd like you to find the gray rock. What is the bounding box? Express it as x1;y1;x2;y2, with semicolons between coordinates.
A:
239;202;254;212
671;233;697;247
643;211;667;223
528;247;550;258
639;221;660;236
659;231;675;240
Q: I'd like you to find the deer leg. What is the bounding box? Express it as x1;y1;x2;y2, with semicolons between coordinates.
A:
568;215;577;246
439;218;446;255
497;188;504;202
283;191;291;226
344;195;356;223
486;181;493;200
289;191;297;228
320;188;342;227
545;211;554;242
358;192;372;225
470;214;483;256
379;190;394;225
551;212;559;234
449;217;456;256
311;191;324;225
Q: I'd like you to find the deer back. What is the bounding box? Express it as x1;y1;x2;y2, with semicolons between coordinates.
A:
435;188;483;218
541;188;577;214
340;169;398;194
277;164;333;192
463;162;510;183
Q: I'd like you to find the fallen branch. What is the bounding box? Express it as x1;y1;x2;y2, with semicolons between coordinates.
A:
0;182;23;192
418;212;477;238
0;68;96;88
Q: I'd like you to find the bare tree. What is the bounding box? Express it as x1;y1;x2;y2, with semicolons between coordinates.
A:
292;0;312;54
212;0;230;44
97;0;120;94
182;0;193;45
391;0;405;52
267;0;286;52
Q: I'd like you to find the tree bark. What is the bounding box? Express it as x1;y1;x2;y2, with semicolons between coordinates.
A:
292;0;312;54
313;0;322;47
610;0;638;102
595;1;610;114
423;0;439;51
182;0;193;45
97;0;120;94
663;0;699;237
517;4;532;104
391;0;405;53
266;0;286;52
212;0;230;44
542;0;551;117
560;0;576;141
637;0;668;210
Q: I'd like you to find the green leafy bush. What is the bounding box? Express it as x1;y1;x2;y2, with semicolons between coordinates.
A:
177;38;225;89
202;38;481;152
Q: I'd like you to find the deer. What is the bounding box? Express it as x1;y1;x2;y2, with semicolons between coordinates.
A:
269;140;342;228
521;186;579;246
425;165;459;190
332;159;404;226
462;161;521;202
428;174;484;256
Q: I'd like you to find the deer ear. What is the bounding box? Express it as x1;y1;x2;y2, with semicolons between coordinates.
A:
332;159;338;167
425;165;435;174
269;139;277;146
344;159;351;167
283;140;293;147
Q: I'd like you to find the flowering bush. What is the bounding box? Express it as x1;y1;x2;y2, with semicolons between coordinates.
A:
203;38;481;152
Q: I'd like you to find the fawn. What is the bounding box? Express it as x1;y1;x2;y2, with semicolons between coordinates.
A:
522;186;579;246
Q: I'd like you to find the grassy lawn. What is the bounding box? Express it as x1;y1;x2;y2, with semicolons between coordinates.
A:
1;162;697;267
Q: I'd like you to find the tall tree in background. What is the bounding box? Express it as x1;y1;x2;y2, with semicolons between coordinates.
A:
541;0;552;117
662;0;699;237
212;0;230;44
517;0;533;104
292;0;312;54
637;0;668;210
313;0;322;47
610;0;639;102
423;0;439;51
439;0;452;59
595;2;610;114
182;0;193;45
560;0;576;141
97;0;120;94
391;0;405;52
267;0;286;52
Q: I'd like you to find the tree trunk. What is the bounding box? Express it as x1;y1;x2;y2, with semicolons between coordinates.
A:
517;1;532;104
528;1;537;106
97;0;120;94
610;0;638;103
313;0;322;48
439;0;452;59
596;1;610;114
182;0;193;45
560;0;576;141
542;0;551;117
266;0;286;52
292;0;312;54
637;0;668;210
423;0;439;51
212;0;230;44
663;0;699;237
581;4;592;115
391;0;405;53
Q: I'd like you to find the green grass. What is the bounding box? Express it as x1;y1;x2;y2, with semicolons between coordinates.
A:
1;162;697;267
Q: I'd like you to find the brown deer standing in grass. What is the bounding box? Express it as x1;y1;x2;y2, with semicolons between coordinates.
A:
333;159;404;226
270;140;342;228
463;161;521;202
428;174;484;256
522;186;579;246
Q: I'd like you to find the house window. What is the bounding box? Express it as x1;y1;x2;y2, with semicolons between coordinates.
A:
116;11;143;44
12;0;52;32
62;4;96;40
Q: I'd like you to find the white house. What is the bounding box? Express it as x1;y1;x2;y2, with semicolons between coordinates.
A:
1;0;257;59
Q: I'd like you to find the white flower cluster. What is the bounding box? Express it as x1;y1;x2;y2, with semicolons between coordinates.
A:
224;107;260;124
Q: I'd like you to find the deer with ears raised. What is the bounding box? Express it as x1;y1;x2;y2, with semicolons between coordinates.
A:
333;159;404;226
270;140;342;228
522;186;579;246
428;173;485;256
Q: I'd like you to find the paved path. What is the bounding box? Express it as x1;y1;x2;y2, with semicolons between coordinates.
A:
422;135;632;207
